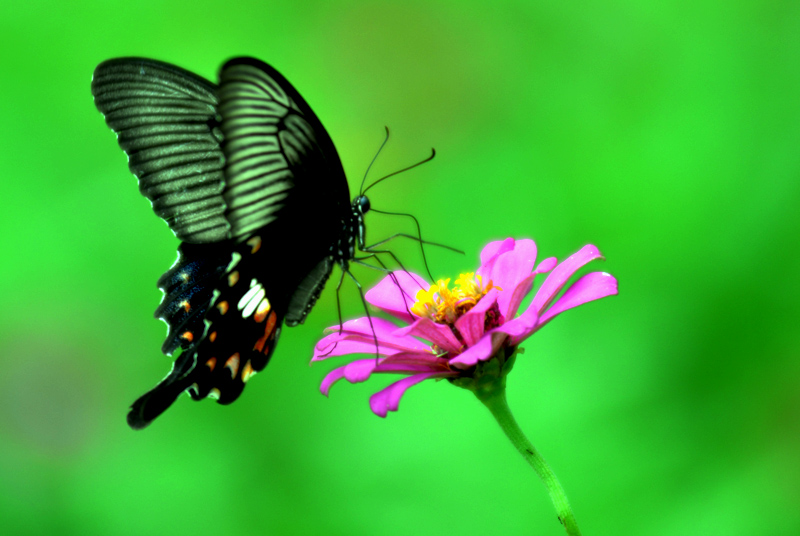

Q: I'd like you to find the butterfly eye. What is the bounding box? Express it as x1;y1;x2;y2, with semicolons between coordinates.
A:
356;195;370;214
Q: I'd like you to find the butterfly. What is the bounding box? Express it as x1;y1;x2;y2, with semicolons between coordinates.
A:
92;57;377;429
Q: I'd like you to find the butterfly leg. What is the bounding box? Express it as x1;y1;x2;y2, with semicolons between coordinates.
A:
352;254;420;322
342;266;381;361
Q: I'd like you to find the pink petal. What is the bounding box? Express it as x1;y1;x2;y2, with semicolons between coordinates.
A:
369;372;454;417
503;256;558;320
365;271;429;323
394;317;463;354
498;309;540;346
312;317;428;361
536;257;558;273
538;272;618;326
504;274;535;320
342;359;382;384
380;352;449;368
484;240;538;306
312;337;425;361
476;239;514;286
320;317;403;339
532;245;604;316
320;366;348;396
454;288;499;347
448;330;508;368
320;352;452;396
479;238;516;266
320;359;389;395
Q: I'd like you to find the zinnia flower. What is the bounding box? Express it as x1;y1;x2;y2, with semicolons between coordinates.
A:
313;237;618;417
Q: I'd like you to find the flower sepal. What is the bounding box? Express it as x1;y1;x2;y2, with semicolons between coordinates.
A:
450;346;521;402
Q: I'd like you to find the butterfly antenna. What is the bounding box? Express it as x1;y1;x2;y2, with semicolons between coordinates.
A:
360;127;391;196
362;148;436;197
367;209;463;281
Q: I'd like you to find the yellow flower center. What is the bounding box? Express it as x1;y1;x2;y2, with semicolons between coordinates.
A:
411;272;500;325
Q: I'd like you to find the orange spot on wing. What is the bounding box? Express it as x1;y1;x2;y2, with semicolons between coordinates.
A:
246;236;262;254
225;353;240;378
254;298;271;323
209;331;217;342
217;301;229;315
180;300;191;312
180;331;194;342
242;360;255;383
228;271;239;287
253;311;278;354
205;357;217;371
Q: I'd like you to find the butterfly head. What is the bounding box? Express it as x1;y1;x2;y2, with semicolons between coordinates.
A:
353;195;370;215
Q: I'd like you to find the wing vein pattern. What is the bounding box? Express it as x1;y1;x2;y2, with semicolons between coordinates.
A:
91;58;229;243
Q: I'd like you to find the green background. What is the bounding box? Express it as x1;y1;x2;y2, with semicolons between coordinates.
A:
1;1;798;535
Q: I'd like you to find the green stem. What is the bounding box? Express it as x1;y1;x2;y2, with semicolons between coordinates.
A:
478;387;582;536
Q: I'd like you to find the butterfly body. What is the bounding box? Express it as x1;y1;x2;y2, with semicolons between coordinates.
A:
92;57;369;428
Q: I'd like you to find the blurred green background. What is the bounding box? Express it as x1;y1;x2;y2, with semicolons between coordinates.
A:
1;1;798;534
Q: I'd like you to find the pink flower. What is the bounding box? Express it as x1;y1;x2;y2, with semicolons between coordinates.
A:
313;238;618;417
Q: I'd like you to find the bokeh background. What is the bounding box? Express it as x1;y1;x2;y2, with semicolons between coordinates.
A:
1;1;798;535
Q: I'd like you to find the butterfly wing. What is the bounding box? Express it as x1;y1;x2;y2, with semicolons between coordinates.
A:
121;58;353;428
127;236;282;429
216;57;350;240
154;242;232;356
91;58;229;243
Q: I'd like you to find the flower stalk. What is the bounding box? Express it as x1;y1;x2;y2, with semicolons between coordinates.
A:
454;350;582;535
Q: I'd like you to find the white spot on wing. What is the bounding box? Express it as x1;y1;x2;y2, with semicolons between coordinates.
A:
226;252;242;272
238;279;266;318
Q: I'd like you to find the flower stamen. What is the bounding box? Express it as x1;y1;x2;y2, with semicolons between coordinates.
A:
412;272;501;326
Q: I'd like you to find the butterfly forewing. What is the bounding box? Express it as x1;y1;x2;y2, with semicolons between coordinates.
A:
217;58;350;241
91;58;229;243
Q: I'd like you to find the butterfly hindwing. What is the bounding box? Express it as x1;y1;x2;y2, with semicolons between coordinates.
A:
154;242;232;355
127;235;287;428
186;236;285;404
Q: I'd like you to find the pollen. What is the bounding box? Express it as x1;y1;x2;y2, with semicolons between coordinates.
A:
411;272;500;325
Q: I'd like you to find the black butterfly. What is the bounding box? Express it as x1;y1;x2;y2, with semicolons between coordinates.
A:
92;57;379;429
